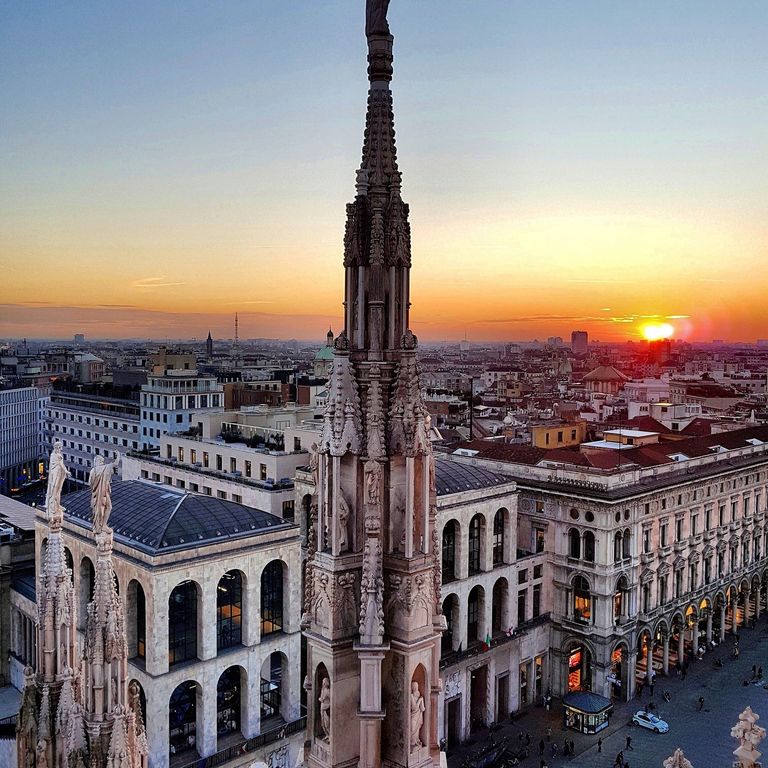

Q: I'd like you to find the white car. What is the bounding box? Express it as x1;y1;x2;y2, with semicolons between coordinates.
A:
632;710;670;733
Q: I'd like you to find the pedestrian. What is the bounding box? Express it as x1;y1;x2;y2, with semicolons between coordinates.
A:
759;667;764;680
626;735;633;750
518;732;524;746
539;738;545;757
752;665;757;679
615;750;624;767
597;737;603;753
698;696;705;711
649;681;654;697
551;743;558;758
636;680;643;697
563;737;568;756
569;739;575;756
681;665;687;681
546;726;552;741
526;732;531;746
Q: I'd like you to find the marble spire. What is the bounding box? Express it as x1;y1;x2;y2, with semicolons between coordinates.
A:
17;446;146;768
304;3;443;768
17;440;86;768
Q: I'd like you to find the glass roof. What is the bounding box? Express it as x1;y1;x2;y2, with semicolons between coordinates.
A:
63;480;288;555
434;458;510;496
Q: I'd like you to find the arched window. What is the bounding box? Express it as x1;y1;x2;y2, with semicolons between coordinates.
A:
622;529;631;559
583;531;595;563
127;580;146;659
217;666;243;740
261;652;285;723
169;680;198;758
493;510;506;566
568;528;581;559
614;576;628;623
442;521;457;584
468;515;482;574
572;575;591;625
261;561;283;636
442;595;458;652
614;532;623;563
467;585;483;643
169;581;198;665
217;571;243;650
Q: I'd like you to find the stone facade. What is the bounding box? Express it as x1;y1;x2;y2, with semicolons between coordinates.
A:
56;486;302;768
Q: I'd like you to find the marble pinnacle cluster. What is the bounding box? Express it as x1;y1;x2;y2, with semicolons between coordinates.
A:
17;443;147;768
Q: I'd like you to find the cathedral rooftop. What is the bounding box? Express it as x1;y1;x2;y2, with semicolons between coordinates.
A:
63;480;291;555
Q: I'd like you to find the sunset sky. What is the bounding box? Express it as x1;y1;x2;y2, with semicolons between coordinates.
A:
1;1;767;343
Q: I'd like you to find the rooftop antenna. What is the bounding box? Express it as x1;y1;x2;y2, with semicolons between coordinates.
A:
234;312;240;365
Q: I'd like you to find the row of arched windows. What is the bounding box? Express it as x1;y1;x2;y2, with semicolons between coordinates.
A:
442;509;509;583
57;543;286;666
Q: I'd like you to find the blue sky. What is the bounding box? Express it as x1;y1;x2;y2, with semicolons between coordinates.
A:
2;1;767;341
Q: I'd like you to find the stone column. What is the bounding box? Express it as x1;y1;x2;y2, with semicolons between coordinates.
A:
486;657;496;725
199;579;217;661
243;576;260;646
662;634;670;676
677;629;685;664
706;612;713;645
483;593;493;642
145;681;170;768
147;587;169;676
482;514;494;572
645;642;653;683
455;600;467;652
720;603;727;642
198;677;217;758
756;591;761;621
457;527;469;580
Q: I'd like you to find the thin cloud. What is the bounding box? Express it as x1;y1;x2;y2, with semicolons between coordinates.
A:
132;277;185;288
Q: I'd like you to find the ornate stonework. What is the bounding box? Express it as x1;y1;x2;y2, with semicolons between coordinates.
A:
17;447;145;768
304;4;442;768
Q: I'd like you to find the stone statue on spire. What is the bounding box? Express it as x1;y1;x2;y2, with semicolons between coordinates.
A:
45;440;70;520
88;454;120;534
366;0;390;37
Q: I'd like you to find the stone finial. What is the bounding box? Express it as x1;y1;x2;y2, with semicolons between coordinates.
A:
663;748;693;768
731;706;766;768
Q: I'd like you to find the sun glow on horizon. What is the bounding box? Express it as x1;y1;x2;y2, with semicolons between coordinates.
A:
641;322;675;341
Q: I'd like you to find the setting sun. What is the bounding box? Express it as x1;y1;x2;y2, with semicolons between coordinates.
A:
641;322;674;341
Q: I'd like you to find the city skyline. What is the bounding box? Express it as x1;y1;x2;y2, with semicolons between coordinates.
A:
2;1;767;342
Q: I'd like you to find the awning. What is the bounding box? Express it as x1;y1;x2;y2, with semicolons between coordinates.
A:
562;691;613;715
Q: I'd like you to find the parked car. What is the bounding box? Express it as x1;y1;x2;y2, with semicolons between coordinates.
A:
632;710;670;733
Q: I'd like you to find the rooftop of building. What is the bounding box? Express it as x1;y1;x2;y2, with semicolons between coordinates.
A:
583;365;628;382
0;495;36;532
434;457;512;497
62;480;292;555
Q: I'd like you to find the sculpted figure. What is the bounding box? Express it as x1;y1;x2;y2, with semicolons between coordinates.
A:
36;740;48;768
309;443;320;488
45;440;70;517
89;453;120;533
365;460;382;505
337;493;350;552
410;681;425;750
319;677;331;741
366;0;390;37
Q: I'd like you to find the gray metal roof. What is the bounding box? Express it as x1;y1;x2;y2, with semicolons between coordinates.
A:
63;480;290;555
434;458;511;497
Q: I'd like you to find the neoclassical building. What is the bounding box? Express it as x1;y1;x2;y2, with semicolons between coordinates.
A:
434;460;549;747
47;479;304;768
452;424;768;703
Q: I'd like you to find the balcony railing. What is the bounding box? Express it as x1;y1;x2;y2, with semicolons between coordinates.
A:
439;612;550;670
176;716;307;768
